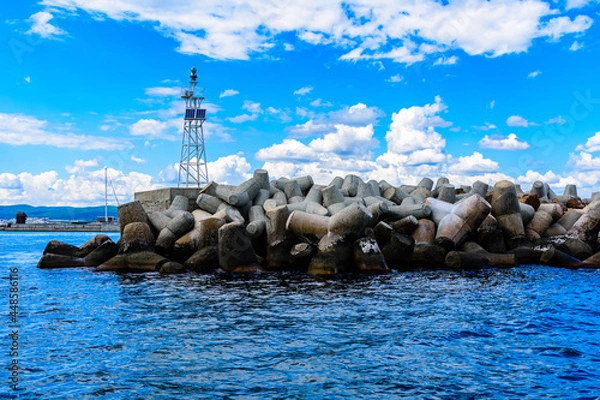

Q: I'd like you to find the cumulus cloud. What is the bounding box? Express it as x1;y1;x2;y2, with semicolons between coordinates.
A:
288;103;383;138
478;133;530;150
448;152;499;173
569;152;600;171
385;96;449;155
506;115;536;127
0;168;156;206
65;159;99;174
256;139;319;162
528;70;541;78
0;112;130;150
26;11;67;39
575;131;600;152
288;120;331;138
219;89;240;98
253;97;543;192
129;119;171;138
208;154;253;185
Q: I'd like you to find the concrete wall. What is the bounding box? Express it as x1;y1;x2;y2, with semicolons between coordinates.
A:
134;187;200;212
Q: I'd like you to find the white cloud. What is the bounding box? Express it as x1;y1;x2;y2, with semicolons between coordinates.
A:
203;121;234;143
227;114;258;123
310;124;377;157
145;87;180;96
288;103;383;138
129;119;170;138
39;1;595;64
575;132;600;152
283;43;295;51
528;70;541;78
242;100;262;114
252;97;535;192
566;0;592;9
24;77;31;83
288;120;330;138
506;115;535;127
478;133;530;150
537;15;593;40
131;155;146;164
0;112;130;150
473;122;497;131
570;152;600;171
448;152;499;173
256;139;319;162
228;100;263;123
158;154;251;186
385;96;449;155
433;56;458;66
546;116;566;125
310;98;333;107
65;159;99;174
294;86;313;96
0;167;156;206
569;41;584;51
257;124;377;163
208;154;252;185
219;89;240;98
26;11;66;39
490;100;495;109
386;74;403;83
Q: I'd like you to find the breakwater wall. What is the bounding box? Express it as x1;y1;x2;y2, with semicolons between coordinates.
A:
38;170;600;274
2;223;119;232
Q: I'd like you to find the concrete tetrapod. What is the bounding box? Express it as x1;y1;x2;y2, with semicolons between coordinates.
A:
218;221;262;273
265;206;293;270
117;201;149;235
492;180;527;249
568;200;600;245
308;232;352;275
353;236;390;274
435;194;491;251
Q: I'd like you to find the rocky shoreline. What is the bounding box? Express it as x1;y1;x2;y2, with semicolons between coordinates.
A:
37;170;600;274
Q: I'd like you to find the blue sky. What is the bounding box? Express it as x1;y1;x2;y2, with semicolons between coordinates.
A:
1;0;599;206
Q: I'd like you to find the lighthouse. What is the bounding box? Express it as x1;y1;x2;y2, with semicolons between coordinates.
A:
178;67;209;187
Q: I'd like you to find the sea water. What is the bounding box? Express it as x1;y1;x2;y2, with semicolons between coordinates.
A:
1;231;600;399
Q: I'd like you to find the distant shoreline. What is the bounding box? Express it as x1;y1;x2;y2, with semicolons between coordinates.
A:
0;223;119;232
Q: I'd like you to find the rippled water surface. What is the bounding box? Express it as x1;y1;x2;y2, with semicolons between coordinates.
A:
2;232;600;399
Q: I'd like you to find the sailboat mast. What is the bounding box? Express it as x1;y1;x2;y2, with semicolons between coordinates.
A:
104;166;108;223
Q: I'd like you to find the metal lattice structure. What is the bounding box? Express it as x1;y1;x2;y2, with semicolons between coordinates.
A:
178;67;209;187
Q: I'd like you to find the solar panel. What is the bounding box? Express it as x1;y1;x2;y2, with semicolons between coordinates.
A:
185;108;206;120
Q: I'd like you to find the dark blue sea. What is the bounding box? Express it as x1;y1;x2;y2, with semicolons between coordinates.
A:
1;232;600;399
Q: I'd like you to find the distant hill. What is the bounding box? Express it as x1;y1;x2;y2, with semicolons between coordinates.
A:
0;204;119;222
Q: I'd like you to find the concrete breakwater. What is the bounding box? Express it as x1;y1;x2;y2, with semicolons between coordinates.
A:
37;170;600;274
